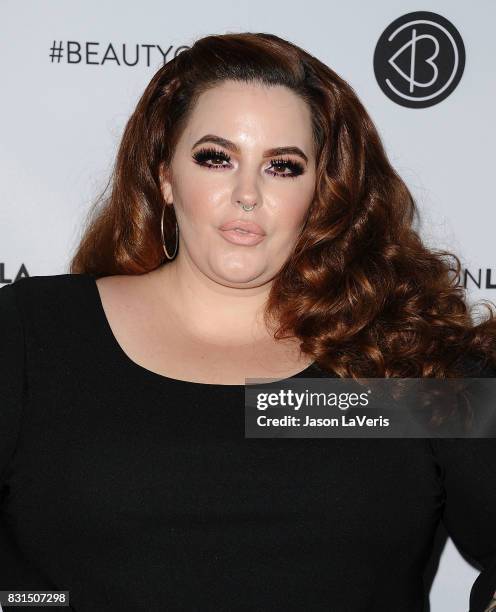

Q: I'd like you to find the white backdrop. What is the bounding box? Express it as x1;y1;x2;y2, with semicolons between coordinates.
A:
1;1;495;610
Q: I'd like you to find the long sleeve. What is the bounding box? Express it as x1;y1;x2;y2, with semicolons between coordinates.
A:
429;357;496;612
0;282;56;602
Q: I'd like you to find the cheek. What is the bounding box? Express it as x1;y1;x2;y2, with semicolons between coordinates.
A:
275;191;312;229
271;173;314;216
177;184;216;227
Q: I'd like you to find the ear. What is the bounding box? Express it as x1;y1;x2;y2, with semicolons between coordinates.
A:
159;162;174;205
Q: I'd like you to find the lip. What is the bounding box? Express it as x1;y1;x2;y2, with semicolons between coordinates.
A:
219;219;266;235
219;228;266;246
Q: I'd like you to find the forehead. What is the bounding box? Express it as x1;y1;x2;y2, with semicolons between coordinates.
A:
181;80;314;152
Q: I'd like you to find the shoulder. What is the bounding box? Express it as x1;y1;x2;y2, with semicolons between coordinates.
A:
4;272;91;300
94;273;145;302
94;272;160;321
2;273;94;329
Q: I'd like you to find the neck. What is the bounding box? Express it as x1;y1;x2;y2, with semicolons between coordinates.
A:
150;256;277;346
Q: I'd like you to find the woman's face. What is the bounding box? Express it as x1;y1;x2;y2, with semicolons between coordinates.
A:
160;79;317;288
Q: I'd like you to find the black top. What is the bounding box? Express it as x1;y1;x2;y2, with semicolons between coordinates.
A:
1;273;496;612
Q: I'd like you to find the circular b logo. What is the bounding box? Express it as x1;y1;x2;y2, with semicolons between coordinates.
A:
373;11;466;108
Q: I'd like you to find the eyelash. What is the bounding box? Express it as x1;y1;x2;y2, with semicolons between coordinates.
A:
192;147;305;179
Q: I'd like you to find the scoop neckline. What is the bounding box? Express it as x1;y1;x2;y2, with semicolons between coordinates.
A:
85;273;318;388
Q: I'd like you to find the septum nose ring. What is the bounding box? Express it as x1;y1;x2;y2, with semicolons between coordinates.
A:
239;202;256;211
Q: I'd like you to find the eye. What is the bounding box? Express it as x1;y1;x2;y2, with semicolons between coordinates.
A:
192;147;231;169
192;147;305;179
267;158;305;179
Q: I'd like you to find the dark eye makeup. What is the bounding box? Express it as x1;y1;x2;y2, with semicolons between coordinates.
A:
192;146;305;179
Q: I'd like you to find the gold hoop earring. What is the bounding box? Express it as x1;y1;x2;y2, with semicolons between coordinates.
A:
161;204;178;260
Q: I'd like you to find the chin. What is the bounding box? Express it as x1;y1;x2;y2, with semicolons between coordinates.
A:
210;263;269;286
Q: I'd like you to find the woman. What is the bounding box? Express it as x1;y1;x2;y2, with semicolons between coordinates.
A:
1;32;495;612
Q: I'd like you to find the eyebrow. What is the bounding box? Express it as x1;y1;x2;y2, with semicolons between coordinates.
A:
191;134;309;164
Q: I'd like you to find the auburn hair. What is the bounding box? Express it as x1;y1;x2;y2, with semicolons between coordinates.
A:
69;31;496;395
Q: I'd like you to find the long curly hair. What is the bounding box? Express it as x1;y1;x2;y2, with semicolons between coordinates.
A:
69;31;496;386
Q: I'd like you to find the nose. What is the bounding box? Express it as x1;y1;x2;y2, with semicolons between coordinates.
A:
231;171;260;210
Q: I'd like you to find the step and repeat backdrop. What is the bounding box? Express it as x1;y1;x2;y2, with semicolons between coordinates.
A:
1;1;495;611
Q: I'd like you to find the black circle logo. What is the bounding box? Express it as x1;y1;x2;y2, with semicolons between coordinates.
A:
373;11;466;108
